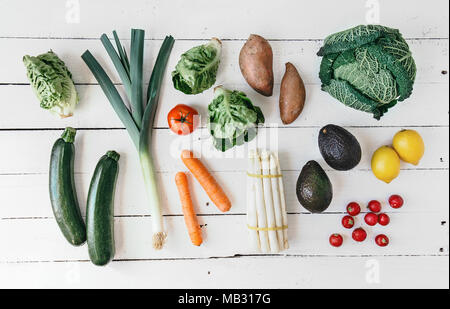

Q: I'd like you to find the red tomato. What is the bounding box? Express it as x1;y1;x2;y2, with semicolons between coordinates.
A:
329;234;344;247
167;104;199;135
352;228;367;242
389;195;404;209
375;234;390;247
364;213;379;226
368;200;382;213
342;216;355;229
347;202;361;216
378;213;391;226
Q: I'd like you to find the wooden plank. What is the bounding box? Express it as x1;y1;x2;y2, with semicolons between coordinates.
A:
0;169;448;218
0;127;447;175
0;256;448;289
1;39;448;85
0;0;448;39
0;83;448;129
1;212;448;262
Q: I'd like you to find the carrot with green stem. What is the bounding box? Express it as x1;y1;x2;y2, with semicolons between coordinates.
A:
181;150;231;212
175;172;202;246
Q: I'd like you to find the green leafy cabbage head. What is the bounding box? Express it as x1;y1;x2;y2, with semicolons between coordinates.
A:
23;51;79;118
318;25;416;120
208;86;265;152
172;38;222;95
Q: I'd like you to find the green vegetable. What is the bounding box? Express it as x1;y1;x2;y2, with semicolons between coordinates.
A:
86;151;120;266
208;86;265;152
23;51;79;118
49;127;86;246
172;38;222;94
318;25;416;119
82;29;174;250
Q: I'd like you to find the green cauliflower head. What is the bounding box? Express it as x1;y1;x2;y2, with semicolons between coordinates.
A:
172;38;222;95
23;51;79;118
318;25;416;119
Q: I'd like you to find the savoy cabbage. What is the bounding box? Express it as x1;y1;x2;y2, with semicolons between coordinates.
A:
23;51;79;118
318;25;416;119
172;38;222;95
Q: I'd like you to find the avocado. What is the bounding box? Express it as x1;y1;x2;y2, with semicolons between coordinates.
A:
296;160;333;213
318;124;362;171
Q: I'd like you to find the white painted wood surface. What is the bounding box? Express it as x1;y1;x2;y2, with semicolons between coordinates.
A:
0;0;448;289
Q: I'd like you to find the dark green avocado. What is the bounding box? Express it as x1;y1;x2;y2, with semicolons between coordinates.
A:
319;124;362;171
296;160;333;213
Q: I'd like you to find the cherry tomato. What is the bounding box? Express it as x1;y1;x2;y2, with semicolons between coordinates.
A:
368;200;382;213
347;202;361;216
389;195;404;209
352;228;367;242
364;213;378;226
329;234;343;247
167;104;199;136
342;216;355;229
375;234;390;247
378;213;391;226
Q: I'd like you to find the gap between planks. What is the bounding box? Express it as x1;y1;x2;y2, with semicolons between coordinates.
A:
0;37;448;41
0;125;449;132
0;168;448;177
2;208;448;221
1;253;448;265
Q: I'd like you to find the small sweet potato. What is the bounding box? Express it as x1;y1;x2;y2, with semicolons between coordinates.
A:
279;62;306;124
239;34;274;97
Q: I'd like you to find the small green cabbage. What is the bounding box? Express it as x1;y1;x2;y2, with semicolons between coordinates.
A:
23;51;79;118
172;38;222;95
318;25;416;119
208;86;265;152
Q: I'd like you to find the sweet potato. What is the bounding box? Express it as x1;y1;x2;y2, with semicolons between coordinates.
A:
279;62;306;124
239;34;274;97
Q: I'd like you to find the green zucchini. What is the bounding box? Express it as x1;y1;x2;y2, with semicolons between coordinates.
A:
49;127;86;246
86;151;120;266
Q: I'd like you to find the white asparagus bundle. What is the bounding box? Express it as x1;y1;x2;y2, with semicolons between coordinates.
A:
247;150;289;253
260;150;280;253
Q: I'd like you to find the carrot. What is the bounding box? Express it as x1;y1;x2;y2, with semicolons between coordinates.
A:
181;150;232;212
175;172;203;246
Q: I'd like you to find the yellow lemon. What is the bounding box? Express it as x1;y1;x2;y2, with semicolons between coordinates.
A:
393;129;425;165
371;146;401;183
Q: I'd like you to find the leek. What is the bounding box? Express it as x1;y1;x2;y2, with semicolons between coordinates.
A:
82;30;174;250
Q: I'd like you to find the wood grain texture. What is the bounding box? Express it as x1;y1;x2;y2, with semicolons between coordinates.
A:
1;256;448;289
0;0;448;289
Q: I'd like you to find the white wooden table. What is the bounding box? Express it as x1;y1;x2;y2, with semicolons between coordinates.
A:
0;0;448;289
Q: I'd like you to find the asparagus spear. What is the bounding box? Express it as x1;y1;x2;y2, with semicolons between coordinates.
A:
270;153;285;250
253;151;270;253
247;151;260;251
261;150;280;253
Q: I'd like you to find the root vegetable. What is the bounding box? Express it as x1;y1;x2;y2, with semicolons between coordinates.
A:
181;150;231;212
279;62;306;124
239;34;274;96
175;172;203;246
